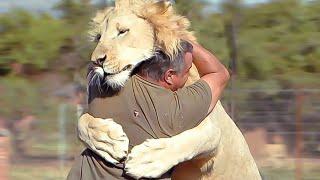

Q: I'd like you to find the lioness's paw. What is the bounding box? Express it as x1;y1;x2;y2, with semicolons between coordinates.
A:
125;139;179;179
89;118;129;161
78;114;129;164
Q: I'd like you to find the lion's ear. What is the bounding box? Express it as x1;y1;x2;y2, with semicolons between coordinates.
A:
145;0;172;15
92;7;114;24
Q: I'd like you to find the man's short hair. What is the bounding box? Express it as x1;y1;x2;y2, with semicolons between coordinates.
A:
136;41;193;81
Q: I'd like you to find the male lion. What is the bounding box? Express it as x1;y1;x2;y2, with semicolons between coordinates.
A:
78;0;261;179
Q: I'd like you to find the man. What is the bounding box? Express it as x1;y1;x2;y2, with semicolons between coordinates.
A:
67;41;230;179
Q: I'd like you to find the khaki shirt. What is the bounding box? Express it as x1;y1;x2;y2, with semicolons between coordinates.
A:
67;75;212;180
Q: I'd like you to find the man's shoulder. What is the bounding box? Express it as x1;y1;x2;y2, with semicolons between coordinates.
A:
128;75;176;120
176;79;211;98
130;75;172;94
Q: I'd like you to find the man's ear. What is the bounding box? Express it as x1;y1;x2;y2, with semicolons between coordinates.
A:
164;69;175;85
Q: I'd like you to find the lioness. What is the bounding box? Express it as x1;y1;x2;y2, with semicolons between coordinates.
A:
78;0;261;179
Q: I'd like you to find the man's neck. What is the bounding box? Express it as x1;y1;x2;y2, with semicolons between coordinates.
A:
137;73;171;90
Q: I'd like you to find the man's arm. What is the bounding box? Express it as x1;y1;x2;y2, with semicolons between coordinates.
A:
192;42;230;113
170;43;230;134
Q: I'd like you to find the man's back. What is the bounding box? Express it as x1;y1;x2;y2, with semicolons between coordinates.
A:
67;75;211;180
89;75;211;145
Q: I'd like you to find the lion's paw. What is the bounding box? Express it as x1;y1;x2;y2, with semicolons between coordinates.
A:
125;138;180;179
78;114;129;164
89;118;129;161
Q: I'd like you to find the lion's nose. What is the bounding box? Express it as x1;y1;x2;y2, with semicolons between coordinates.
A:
96;55;106;66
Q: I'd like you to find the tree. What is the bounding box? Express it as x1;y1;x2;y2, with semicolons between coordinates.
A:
176;0;320;88
0;9;71;72
237;0;320;88
55;0;93;25
54;0;97;64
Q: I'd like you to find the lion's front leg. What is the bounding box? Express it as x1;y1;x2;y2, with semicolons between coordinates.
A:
77;113;130;165
125;115;221;179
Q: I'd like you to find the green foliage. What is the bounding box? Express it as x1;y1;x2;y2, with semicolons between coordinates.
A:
237;0;320;87
0;0;318;102
55;0;96;62
55;0;93;25
176;0;320;89
175;0;230;64
0;9;71;70
0;76;42;118
0;0;315;88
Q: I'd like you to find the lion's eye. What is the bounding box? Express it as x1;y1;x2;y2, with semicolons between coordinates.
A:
95;34;101;42
118;29;129;37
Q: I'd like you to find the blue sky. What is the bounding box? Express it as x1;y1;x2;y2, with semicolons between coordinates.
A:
0;0;268;13
0;0;62;13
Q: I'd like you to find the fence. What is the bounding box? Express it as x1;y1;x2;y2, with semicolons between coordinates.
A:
222;89;320;180
1;89;319;179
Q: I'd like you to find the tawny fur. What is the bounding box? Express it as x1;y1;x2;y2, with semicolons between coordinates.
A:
89;0;196;60
80;0;261;179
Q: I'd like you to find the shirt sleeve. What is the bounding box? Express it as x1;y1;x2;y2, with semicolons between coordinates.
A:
168;79;212;135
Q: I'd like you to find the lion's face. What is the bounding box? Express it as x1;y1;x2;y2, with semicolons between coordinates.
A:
89;0;196;89
90;9;154;87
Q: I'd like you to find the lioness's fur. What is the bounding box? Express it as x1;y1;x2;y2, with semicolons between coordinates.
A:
82;0;261;179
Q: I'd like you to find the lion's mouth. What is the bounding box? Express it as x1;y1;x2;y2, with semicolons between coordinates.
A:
88;61;143;94
104;64;133;76
98;56;153;89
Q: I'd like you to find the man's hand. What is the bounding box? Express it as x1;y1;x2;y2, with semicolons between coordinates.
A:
78;113;129;165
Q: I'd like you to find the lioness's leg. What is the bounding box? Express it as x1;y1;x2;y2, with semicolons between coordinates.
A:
77;113;129;164
124;113;221;179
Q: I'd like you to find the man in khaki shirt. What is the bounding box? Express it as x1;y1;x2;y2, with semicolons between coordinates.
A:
67;41;229;179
